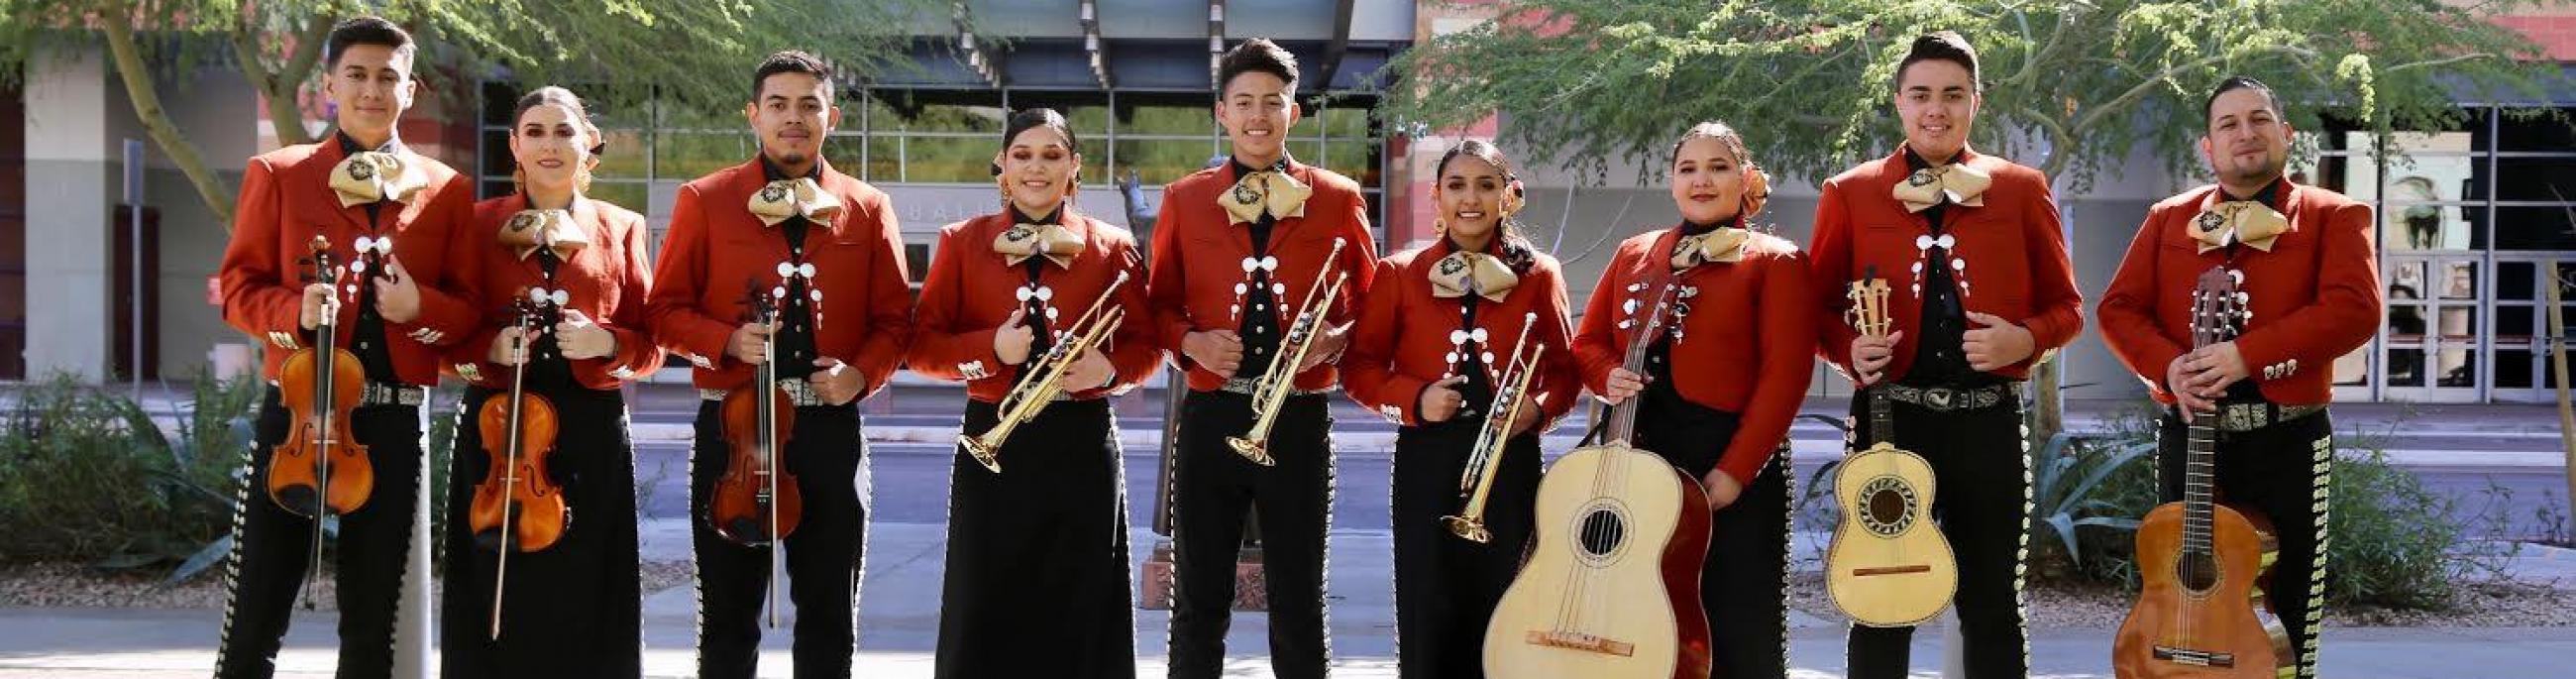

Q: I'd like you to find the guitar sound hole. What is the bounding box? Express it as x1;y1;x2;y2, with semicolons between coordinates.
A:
2178;551;2220;592
1855;477;1919;536
1867;488;1907;525
1576;509;1628;557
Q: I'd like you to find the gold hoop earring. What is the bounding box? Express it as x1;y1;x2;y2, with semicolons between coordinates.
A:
996;177;1012;211
1434;217;1449;237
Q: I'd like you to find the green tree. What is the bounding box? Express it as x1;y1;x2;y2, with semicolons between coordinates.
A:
0;0;932;228
1383;0;2567;434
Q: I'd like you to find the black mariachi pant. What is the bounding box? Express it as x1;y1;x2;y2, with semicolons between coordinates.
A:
214;386;425;679
440;387;643;678
1631;394;1792;679
690;400;870;679
935;398;1136;679
2156;409;2334;679
1166;390;1335;679
1845;395;2033;679
1389;418;1541;679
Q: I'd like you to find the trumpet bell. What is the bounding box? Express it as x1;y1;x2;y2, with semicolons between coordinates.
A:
958;433;1005;474
1225;436;1277;466
1442;514;1493;543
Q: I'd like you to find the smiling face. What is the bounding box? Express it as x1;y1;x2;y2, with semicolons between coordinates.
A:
1669;136;1749;226
508;103;593;197
1435;154;1512;247
994;125;1082;218
2200;87;2296;190
1215;70;1302;168
745;71;840;172
324;44;416;145
1893;58;1981;163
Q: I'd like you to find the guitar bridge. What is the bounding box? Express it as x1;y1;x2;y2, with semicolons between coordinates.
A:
2152;645;2236;668
1523;630;1635;657
1851;564;1932;577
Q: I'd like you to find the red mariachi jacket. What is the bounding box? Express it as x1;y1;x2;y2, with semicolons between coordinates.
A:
2096;179;2380;407
1807;148;2085;384
216;139;480;386
1146;161;1379;393
906;210;1161;401
1572;226;1818;486
1342;239;1582;433
643;159;912;395
444;194;664;391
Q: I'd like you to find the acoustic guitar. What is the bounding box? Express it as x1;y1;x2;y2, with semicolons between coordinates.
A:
2112;266;2293;678
1484;275;1714;679
1824;267;1959;626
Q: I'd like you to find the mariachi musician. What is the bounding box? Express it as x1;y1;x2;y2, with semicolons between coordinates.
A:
437;85;661;677
1342;139;1580;679
1809;32;2086;679
1574;121;1818;679
2097;75;2381;678
210;17;480;679
642;51;912;679
908;107;1158;678
1147;38;1379;679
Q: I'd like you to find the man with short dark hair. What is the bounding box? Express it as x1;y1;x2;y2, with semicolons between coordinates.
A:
211;15;481;679
645;49;913;679
1147;37;1378;679
1810;31;2086;679
2098;74;2380;679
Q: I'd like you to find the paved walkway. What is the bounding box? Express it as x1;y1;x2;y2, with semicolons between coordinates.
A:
3;522;2572;678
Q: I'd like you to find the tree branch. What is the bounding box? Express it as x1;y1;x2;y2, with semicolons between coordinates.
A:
2072;45;2315;136
2383;52;2497;74
100;0;234;225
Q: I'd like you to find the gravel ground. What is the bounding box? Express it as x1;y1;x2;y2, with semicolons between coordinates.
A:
0;560;697;613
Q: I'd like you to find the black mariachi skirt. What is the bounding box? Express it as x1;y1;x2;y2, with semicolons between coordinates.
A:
933;397;1136;679
439;386;643;679
1391;417;1542;679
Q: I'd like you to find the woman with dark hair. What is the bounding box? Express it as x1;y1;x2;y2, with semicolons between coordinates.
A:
1343;139;1582;678
438;84;662;677
908;107;1158;678
1572;121;1818;679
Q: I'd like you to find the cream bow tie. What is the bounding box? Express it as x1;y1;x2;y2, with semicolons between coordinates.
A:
1669;227;1751;270
1892;162;1991;213
1430;251;1519;301
995;222;1084;268
748;177;843;227
1219;169;1313;225
2189;199;2289;253
499;208;591;261
329;151;427;207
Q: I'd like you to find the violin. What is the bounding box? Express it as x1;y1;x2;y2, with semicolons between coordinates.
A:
471;294;570;638
267;235;376;517
707;283;800;627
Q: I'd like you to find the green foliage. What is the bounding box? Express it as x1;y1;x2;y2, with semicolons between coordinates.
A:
2024;431;2159;585
2325;446;2474;609
0;373;260;581
1383;0;2565;187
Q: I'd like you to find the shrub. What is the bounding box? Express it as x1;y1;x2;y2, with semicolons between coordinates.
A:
0;373;256;579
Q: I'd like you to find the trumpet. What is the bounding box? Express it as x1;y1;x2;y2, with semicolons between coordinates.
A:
958;271;1130;474
1226;237;1349;466
1442;313;1546;543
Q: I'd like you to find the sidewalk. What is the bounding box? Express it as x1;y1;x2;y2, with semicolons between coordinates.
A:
3;521;2572;678
90;382;2576;469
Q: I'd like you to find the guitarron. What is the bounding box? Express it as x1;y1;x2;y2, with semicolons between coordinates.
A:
1484;276;1713;679
1824;266;1959;626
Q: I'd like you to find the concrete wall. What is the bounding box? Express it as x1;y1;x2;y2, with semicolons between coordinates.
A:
23;43;255;381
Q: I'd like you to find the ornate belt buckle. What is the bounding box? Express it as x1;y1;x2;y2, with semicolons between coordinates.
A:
1925;388;1955;409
